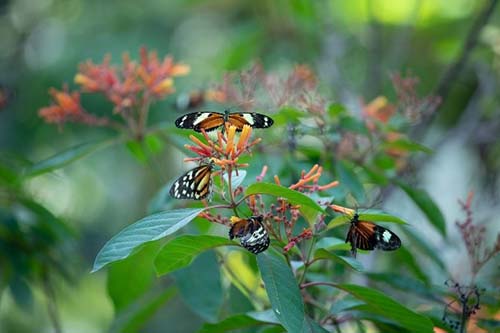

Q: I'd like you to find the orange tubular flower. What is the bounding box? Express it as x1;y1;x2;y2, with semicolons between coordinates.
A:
329;204;355;215
39;88;83;123
137;47;190;98
288;164;339;193
50;88;81;114
74;73;100;92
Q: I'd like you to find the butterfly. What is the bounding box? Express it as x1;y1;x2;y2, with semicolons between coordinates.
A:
169;161;214;200
345;213;401;257
229;215;270;254
175;109;274;132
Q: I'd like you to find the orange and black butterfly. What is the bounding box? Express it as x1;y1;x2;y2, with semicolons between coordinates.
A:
175;109;273;132
229;215;270;254
346;213;401;257
169;161;214;200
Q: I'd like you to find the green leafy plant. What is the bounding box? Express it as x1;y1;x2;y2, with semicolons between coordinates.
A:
24;49;498;332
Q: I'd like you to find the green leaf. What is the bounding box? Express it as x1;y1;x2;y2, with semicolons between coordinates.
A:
145;133;164;154
174;251;223;322
328;103;347;118
330;295;365;314
366;273;441;302
327;212;407;230
126;140;148;162
223;170;247;189
273;107;305;125
339;115;368;135
382;139;432;154
9;276;33;311
257;252;311;333
92;208;205;272
155;235;236;276
400;229;445;270
356;213;407;225
107;241;162;311
110;286;177;333
24;139;113;177
394;246;429;284
245;183;324;213
397;182;446;236
314;237;351;251
313;249;364;271
336;284;434;333
198;310;280;333
336;160;365;202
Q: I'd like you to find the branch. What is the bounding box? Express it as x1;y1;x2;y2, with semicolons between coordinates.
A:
432;0;499;110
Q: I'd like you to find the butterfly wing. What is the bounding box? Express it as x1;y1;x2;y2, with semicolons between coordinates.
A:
229;216;270;254
346;220;401;257
228;112;274;130
169;164;213;200
175;112;225;132
373;225;401;251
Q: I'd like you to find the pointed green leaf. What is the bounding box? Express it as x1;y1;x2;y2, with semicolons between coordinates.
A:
155;235;236;276
198;310;281;333
223;170;247;188
245;183;324;212
336;284;434;333
313;249;364;271
257;252;312;333
397;182;446;236
92;208;205;272
174;251;223;322
25;139;114;177
107;241;162;311
336;160;365;202
327;212;407;230
382;139;432;154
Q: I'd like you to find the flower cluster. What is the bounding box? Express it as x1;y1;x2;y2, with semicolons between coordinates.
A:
391;72;441;123
203;62;323;112
184;124;260;169
455;192;500;279
186;117;341;253
250;165;338;251
39;87;110;126
39;47;189;138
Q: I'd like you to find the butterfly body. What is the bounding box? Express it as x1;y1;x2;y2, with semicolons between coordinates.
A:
229;215;270;254
169;162;214;200
346;213;401;257
175;110;273;132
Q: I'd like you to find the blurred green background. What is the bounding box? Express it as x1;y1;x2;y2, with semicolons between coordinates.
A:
1;0;499;332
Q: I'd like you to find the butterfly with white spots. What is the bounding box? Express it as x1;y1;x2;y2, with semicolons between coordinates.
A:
229;215;270;254
169;162;214;200
175;109;274;132
345;213;401;257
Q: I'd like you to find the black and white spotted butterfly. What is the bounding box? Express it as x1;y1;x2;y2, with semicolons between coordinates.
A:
175;109;274;132
229;215;270;254
169;161;214;200
345;213;401;257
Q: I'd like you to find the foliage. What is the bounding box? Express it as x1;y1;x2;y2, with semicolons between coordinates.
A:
1;1;500;333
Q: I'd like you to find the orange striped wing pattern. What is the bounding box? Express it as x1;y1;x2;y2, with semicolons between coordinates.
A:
175;110;273;132
169;163;213;200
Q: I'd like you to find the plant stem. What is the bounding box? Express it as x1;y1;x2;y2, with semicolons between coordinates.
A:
298;236;316;285
301;281;337;289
